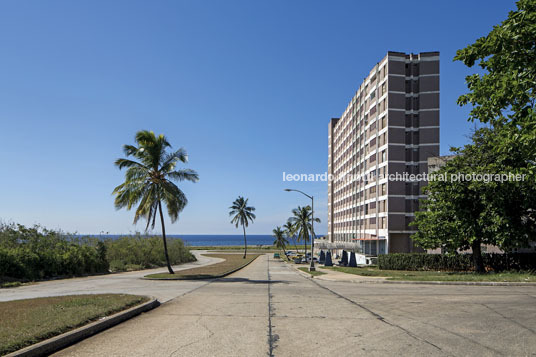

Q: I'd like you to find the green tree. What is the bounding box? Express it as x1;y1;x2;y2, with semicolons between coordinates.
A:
287;206;320;257
454;0;536;163
113;130;199;274
229;196;256;258
272;226;288;255
414;128;535;272
412;0;536;272
283;221;299;252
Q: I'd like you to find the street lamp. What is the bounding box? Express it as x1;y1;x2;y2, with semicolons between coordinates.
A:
284;188;316;271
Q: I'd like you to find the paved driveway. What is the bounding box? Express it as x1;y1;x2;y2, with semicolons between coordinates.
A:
50;255;536;356
0;251;223;303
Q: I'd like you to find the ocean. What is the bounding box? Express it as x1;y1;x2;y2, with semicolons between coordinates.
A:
91;234;277;247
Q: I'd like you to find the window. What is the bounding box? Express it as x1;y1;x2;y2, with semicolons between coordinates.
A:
381;150;386;162
370;91;376;101
413;97;419;110
412;64;419;76
413;114;419;127
381;183;386;195
413;80;419;92
381;83;386;96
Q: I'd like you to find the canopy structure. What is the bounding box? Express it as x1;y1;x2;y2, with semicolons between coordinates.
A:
314;240;361;252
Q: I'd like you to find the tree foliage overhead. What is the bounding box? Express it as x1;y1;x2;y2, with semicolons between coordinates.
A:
455;0;536;162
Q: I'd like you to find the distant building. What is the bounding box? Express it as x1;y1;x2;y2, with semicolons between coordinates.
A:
327;51;440;255
427;155;456;173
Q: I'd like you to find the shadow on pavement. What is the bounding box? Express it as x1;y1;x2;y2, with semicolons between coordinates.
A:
216;277;289;284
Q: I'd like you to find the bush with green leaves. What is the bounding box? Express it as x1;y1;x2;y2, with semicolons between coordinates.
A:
0;223;108;280
0;223;196;280
378;253;536;272
104;234;196;272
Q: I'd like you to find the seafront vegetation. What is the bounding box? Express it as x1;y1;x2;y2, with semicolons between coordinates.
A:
113;130;199;274
229;196;256;258
411;0;536;272
105;233;195;272
0;223;195;284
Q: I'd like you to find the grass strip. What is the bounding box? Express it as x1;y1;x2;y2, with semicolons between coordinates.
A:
325;266;536;282
298;267;326;277
0;294;148;355
145;253;261;279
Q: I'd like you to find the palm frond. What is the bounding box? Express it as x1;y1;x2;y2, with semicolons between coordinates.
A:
168;169;199;183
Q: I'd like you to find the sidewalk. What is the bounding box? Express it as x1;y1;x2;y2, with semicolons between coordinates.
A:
314;266;388;283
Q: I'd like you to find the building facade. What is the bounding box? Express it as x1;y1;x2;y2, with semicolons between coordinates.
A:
327;51;440;255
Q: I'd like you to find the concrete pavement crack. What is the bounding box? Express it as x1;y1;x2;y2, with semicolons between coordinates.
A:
390;305;504;355
267;257;276;357
307;276;445;353
481;303;536;335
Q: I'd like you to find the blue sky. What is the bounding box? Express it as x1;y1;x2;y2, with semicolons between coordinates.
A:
0;0;516;234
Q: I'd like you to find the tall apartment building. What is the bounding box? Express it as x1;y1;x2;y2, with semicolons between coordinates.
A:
327;51;440;255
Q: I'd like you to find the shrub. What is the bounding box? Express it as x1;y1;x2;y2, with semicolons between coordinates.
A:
378;253;536;272
104;234;196;272
0;223;195;280
0;223;108;280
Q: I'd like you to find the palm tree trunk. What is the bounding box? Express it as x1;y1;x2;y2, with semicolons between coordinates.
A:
242;223;247;259
158;201;174;274
304;232;307;256
293;238;298;252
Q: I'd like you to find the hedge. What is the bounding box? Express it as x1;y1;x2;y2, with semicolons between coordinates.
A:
378;253;536;272
0;223;196;281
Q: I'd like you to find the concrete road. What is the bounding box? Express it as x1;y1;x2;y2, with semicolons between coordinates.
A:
50;255;536;356
0;251;223;303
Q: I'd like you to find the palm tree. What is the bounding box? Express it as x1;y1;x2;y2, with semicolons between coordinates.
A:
112;130;199;274
272;226;288;255
288;205;321;257
283;221;299;252
229;196;256;258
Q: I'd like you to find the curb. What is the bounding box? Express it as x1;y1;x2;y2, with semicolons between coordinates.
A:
286;261;536;287
142;254;262;280
6;297;160;357
313;274;536;286
344;279;536;286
